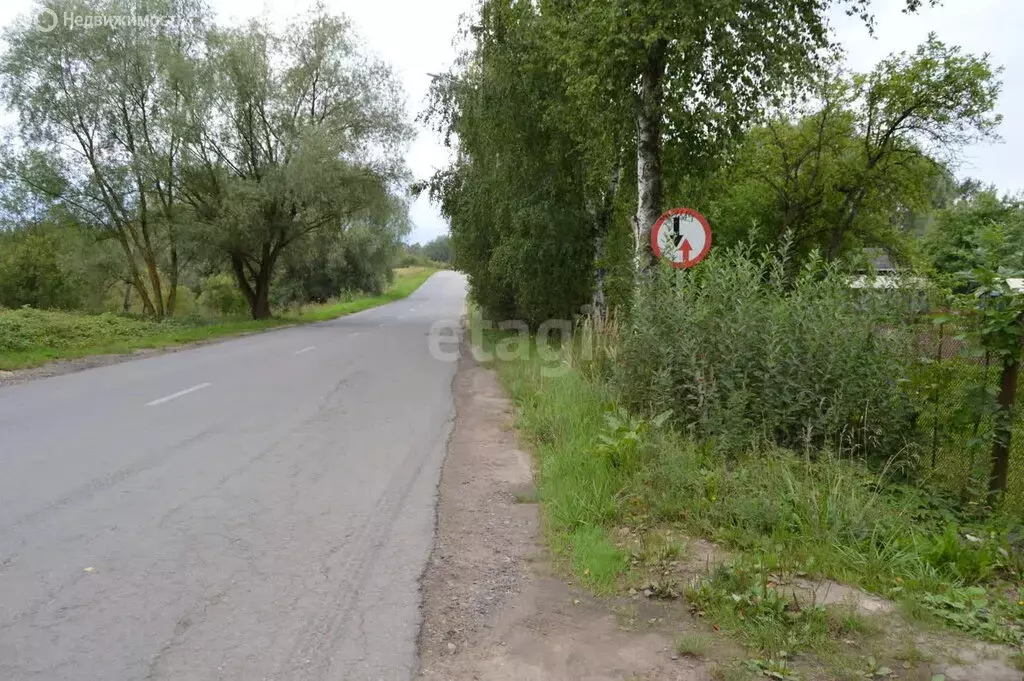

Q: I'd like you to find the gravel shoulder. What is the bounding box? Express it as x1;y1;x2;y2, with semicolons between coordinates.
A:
417;341;714;681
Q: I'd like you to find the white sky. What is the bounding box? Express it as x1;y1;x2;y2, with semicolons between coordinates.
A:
0;1;1020;244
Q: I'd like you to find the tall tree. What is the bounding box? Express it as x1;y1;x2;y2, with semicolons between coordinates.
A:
824;35;1002;258
180;10;411;318
1;0;207;316
549;0;942;266
686;37;1001;264
426;0;598;326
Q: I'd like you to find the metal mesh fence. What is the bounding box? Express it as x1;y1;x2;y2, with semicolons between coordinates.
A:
913;322;1024;513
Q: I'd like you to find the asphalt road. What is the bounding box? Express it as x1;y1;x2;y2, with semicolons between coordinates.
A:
0;271;467;681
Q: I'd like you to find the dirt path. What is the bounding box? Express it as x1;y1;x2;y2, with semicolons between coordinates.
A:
417;345;715;681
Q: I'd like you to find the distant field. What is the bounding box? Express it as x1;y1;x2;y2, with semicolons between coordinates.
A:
0;268;437;371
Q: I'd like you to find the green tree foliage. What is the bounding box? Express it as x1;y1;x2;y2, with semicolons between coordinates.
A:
548;0;943;263
427;0;596;326
0;219;125;311
925;195;1024;498
430;0;953;322
420;235;453;264
1;0;208;316
924;189;1024;285
179;10;411;318
396;235;452;267
197;273;248;317
0;226;80;309
966;273;1024;498
274;208;407;305
687;37;1001;265
0;1;411;320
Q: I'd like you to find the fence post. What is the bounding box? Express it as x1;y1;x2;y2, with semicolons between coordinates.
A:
990;342;1022;500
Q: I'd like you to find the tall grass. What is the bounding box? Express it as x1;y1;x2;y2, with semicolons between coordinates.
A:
482;240;1024;649
617;244;920;459
495;335;1024;645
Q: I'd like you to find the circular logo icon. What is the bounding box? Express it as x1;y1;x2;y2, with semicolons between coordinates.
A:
36;8;59;32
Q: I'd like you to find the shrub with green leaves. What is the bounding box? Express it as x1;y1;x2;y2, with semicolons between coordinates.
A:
0;308;168;353
198;274;250;317
617;243;920;459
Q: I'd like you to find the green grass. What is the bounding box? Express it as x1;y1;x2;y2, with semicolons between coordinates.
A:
0;267;436;370
288;267;436;322
676;633;711;658
685;560;880;661
480;316;1024;659
564;525;627;593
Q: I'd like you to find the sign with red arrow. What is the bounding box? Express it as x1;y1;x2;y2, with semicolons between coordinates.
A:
650;207;712;269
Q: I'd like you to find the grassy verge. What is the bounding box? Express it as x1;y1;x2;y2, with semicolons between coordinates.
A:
0;267;437;370
287;266;436;322
475;313;1024;675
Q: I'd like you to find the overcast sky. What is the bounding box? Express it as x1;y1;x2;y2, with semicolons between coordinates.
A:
0;1;1020;244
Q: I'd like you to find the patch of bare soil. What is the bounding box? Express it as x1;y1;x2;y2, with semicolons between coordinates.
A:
616;526;1023;680
418;345;719;680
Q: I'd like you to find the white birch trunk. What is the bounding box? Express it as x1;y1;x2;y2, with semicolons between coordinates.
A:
633;40;667;271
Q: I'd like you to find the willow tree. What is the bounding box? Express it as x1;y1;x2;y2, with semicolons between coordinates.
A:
180;10;411;318
1;0;207;316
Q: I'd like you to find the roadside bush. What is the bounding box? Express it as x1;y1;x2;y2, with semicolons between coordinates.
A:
617;243;920;460
198;274;248;316
0;307;167;353
0;227;83;309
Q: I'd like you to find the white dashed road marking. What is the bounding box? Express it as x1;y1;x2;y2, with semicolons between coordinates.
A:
145;383;212;407
294;346;316;355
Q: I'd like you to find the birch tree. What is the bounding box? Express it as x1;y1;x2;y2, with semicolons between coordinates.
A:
549;0;941;266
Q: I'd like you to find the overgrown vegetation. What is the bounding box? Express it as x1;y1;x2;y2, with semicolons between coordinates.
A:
0;267;435;370
427;0;1004;320
476;246;1024;662
619;245;919;459
0;0;414;321
440;0;1022;674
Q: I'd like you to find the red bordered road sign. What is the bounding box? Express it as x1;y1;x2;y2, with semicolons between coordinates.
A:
650;207;712;269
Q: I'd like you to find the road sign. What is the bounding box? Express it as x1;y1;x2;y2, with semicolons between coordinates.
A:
650;207;711;269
